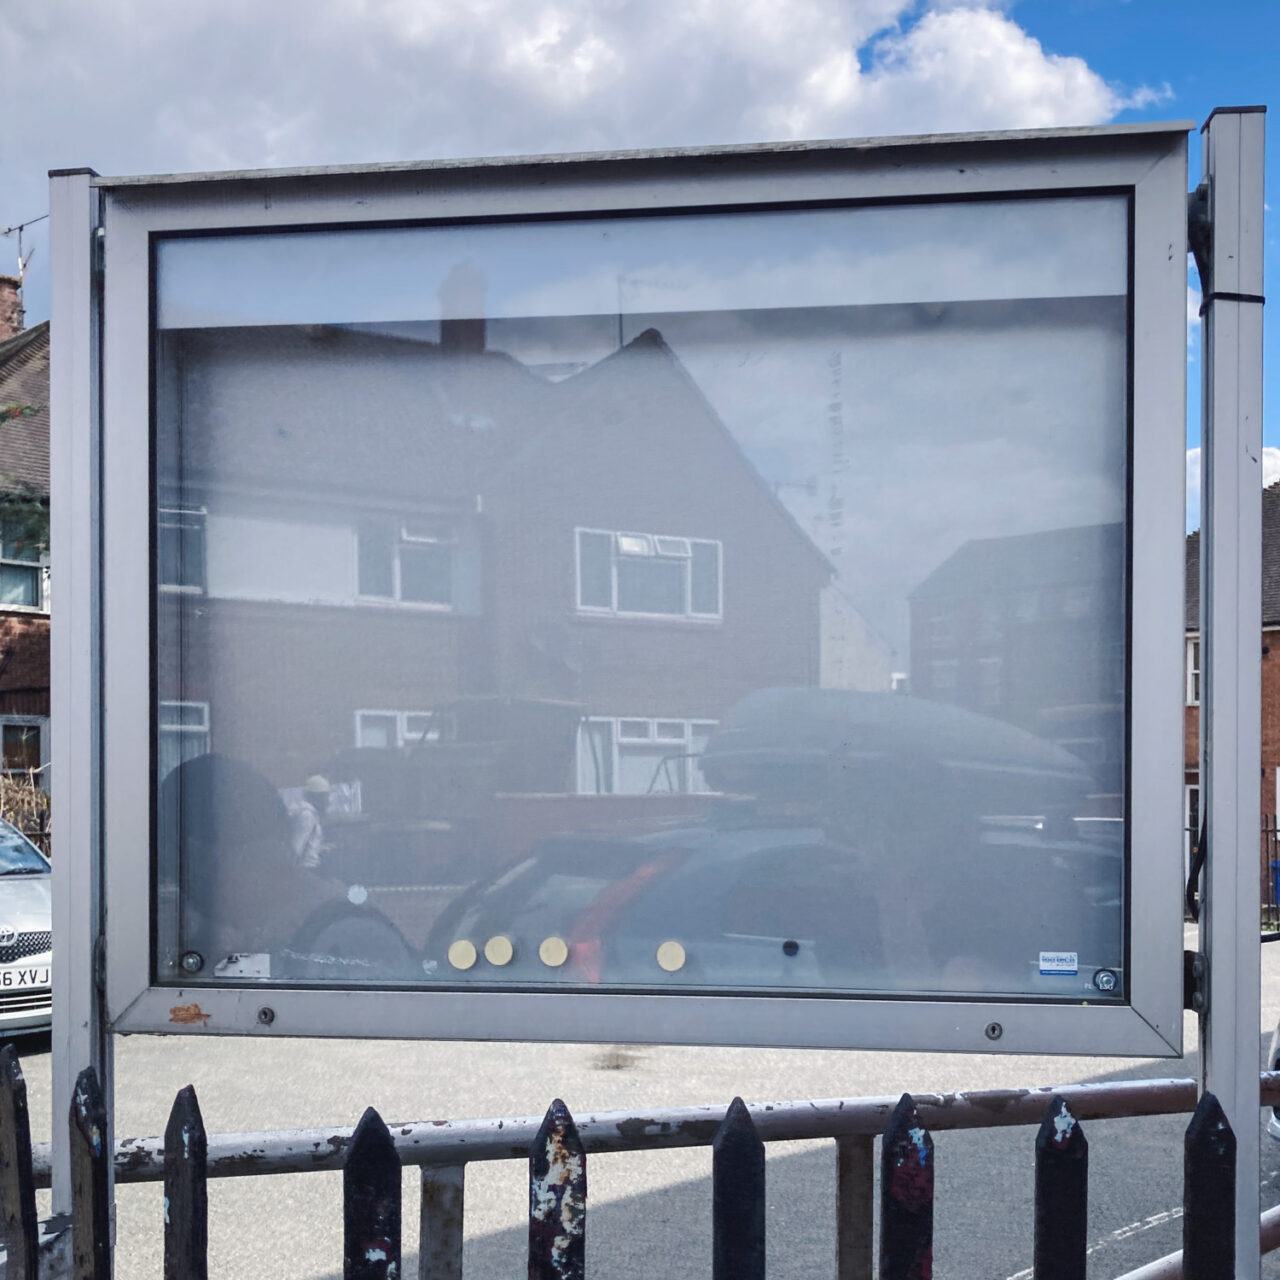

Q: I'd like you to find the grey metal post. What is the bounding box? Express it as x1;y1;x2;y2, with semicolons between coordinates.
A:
49;168;112;1219
1198;105;1266;1277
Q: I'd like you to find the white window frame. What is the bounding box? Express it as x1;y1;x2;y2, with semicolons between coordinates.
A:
577;716;718;795
575;527;722;621
1186;634;1201;705
354;709;437;749
77;120;1190;1057
156;504;207;594
0;535;48;614
0;715;48;781
357;520;456;611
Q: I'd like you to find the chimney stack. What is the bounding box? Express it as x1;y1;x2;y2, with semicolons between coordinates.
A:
0;277;21;342
439;262;487;353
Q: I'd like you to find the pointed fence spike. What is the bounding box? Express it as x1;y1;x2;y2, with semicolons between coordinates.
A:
1033;1096;1087;1280
1183;1091;1235;1280
529;1099;586;1280
164;1084;208;1280
344;1106;402;1280
0;1044;37;1280
879;1093;933;1280
70;1065;111;1280
712;1097;765;1280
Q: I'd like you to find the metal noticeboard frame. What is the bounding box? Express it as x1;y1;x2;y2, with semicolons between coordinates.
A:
53;122;1192;1080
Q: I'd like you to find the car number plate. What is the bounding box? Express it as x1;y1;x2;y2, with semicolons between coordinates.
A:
0;966;50;989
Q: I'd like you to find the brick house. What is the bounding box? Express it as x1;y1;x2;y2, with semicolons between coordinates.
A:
1183;479;1280;838
155;320;833;802
0;277;50;786
907;522;1127;817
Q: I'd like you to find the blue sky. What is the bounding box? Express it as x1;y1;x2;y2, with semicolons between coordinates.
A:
1;0;1275;526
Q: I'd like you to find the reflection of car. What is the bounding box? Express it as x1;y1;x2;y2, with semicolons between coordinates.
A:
0;819;53;1035
424;689;1125;998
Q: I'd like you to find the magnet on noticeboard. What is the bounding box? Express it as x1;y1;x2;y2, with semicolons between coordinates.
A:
447;940;478;970
485;935;515;966
539;936;569;968
656;940;687;972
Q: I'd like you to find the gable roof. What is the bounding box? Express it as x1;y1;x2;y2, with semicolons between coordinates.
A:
911;522;1124;603
0;322;50;497
1186;479;1280;630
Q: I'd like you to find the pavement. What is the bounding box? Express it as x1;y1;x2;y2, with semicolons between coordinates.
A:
8;926;1280;1278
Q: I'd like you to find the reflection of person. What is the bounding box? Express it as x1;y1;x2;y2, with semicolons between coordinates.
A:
161;753;418;980
287;775;330;870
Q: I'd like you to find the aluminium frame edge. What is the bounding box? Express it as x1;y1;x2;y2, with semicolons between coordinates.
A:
97;127;1188;1055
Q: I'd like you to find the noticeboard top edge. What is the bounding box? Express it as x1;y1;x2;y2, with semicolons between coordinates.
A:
89;120;1196;191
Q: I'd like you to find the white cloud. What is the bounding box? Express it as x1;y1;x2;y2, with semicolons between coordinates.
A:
2;1;1165;319
1266;446;1280;489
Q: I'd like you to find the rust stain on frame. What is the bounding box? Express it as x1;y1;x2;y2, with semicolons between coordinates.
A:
169;1002;212;1026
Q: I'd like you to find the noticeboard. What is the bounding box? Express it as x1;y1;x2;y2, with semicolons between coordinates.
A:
75;122;1190;1053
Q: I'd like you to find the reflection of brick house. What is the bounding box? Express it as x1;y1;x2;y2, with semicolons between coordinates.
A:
1183;480;1280;833
155;322;831;796
908;523;1126;815
0;279;50;785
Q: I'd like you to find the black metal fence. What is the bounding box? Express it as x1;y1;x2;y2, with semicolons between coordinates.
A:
0;1043;1257;1280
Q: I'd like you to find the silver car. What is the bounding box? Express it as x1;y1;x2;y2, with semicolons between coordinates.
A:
0;819;52;1035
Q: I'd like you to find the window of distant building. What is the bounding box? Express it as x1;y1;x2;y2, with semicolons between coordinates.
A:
158;701;209;784
0;524;46;611
359;519;455;607
577;717;717;795
1186;636;1200;706
157;505;207;592
576;529;721;620
0;716;45;780
355;709;437;749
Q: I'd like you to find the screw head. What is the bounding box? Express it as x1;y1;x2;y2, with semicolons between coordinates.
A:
179;951;203;974
256;1006;275;1026
985;1021;1004;1041
1094;968;1118;993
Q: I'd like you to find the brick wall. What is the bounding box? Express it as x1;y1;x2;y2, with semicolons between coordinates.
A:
1183;627;1280;816
0;612;49;716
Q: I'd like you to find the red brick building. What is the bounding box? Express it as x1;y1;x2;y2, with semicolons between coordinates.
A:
0;277;50;785
1183;479;1280;836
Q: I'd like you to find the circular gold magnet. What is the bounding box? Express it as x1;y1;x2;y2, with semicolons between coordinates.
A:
539;936;569;968
655;940;687;972
447;940;477;971
484;935;515;966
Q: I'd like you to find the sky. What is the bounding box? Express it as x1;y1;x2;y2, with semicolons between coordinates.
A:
2;0;1277;529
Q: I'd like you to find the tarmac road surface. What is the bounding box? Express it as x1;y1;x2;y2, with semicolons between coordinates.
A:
8;929;1280;1278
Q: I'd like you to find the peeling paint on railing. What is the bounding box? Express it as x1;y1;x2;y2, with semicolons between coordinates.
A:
24;1073;1280;1190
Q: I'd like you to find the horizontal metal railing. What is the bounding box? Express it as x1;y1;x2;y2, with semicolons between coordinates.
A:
35;1071;1280;1186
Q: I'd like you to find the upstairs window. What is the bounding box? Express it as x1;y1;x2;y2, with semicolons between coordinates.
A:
576;528;721;619
1186;636;1200;706
157;505;207;592
0;524;45;610
359;519;455;607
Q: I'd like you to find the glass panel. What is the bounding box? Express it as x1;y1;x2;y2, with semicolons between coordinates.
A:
576;721;613;795
577;532;612;608
617;557;685;614
158;512;206;589
154;195;1129;1001
0;566;37;608
1;725;39;772
357;714;396;749
399;542;452;604
357;523;394;598
690;542;720;615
